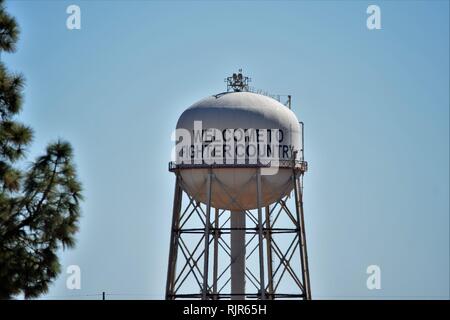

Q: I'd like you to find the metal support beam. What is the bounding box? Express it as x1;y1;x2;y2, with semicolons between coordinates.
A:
165;173;182;299
202;171;213;299
212;208;219;299
166;167;311;300
293;172;311;300
265;205;274;299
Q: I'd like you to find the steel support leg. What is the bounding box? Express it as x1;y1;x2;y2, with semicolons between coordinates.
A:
256;169;266;300
165;173;183;300
202;171;213;300
212;208;219;299
293;172;311;300
265;205;274;299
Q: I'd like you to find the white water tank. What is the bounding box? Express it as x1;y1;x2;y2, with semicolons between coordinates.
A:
175;91;301;210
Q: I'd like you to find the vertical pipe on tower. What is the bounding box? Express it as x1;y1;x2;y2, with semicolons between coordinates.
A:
230;210;246;300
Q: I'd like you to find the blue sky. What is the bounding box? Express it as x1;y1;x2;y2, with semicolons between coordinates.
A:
2;0;449;299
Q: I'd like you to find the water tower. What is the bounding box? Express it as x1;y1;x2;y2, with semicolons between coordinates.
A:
166;70;311;300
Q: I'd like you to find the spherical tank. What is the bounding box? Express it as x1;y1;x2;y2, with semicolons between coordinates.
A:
175;91;301;210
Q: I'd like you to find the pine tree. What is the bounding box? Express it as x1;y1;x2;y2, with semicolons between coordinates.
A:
0;0;83;299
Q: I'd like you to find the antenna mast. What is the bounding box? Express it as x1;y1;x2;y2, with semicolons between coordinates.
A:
225;69;251;92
